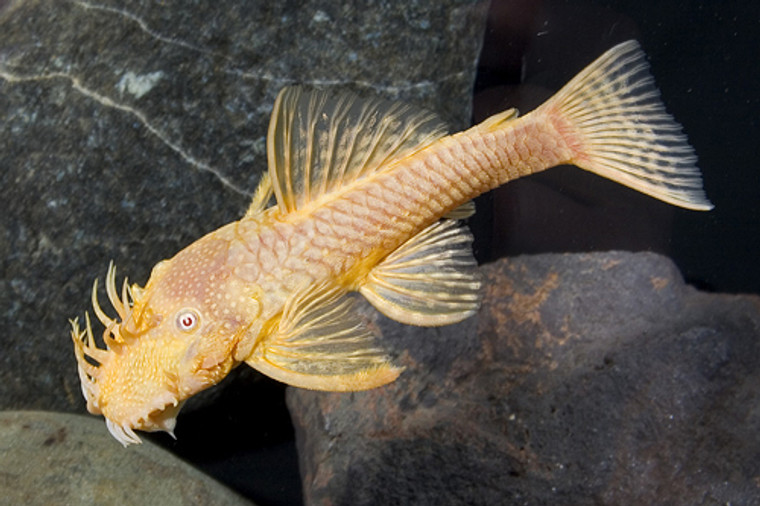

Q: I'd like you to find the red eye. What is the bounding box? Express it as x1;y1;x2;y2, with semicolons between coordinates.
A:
175;309;200;332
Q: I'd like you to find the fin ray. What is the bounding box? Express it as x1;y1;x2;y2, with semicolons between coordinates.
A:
360;219;481;327
244;172;274;218
267;86;448;213
444;200;476;219
245;281;401;391
539;40;712;210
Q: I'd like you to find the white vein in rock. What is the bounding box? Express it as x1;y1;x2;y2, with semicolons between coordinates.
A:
69;0;469;98
231;69;469;94
0;69;248;197
70;1;468;98
72;0;230;61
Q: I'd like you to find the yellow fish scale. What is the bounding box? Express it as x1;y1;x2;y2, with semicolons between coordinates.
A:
233;114;570;293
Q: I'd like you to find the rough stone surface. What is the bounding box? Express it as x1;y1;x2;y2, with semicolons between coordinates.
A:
0;0;488;413
0;410;253;505
287;252;760;506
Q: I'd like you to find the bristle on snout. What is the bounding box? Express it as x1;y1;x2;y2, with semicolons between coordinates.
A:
70;262;140;408
91;262;137;337
70;314;104;412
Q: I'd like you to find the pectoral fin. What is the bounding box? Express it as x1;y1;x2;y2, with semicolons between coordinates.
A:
360;219;482;326
245;281;401;391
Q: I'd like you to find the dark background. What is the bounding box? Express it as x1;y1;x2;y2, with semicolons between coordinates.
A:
472;0;759;295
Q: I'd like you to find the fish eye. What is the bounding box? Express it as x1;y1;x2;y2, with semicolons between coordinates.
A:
175;309;200;332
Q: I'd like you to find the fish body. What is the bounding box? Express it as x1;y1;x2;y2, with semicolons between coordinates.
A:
71;41;712;446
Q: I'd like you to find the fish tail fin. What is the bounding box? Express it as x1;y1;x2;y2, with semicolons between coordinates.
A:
537;40;713;210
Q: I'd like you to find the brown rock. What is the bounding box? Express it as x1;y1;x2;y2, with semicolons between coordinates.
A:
287;251;760;505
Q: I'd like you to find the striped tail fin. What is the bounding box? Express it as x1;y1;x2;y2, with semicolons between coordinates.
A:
538;40;712;210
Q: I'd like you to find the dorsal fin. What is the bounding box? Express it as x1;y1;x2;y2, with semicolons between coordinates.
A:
267;86;449;213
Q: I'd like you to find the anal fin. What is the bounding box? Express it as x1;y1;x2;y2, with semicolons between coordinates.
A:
245;281;401;391
360;219;481;326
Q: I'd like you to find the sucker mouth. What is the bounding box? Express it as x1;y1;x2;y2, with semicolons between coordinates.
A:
105;397;185;447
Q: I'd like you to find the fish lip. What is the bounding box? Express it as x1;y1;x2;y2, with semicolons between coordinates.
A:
106;395;185;447
146;397;185;432
134;393;183;431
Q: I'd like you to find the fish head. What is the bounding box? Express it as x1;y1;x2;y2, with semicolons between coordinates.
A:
71;236;261;446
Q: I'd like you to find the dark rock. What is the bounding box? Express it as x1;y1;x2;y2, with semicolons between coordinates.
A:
0;0;489;414
0;410;253;505
287;251;760;506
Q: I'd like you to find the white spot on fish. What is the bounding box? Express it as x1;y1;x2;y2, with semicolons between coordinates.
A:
116;70;164;99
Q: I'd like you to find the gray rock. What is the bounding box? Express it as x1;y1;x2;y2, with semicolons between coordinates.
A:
287;252;760;506
0;0;489;414
0;410;253;505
